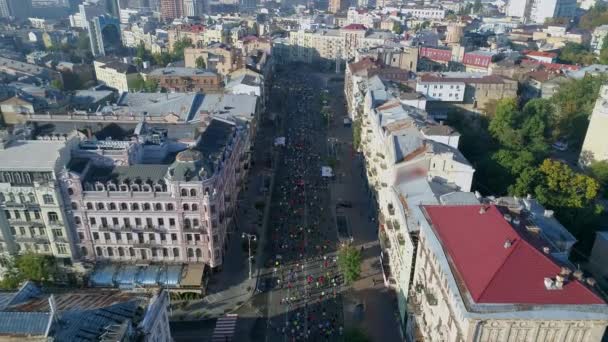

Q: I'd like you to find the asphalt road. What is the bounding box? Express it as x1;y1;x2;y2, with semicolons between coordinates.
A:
251;66;346;342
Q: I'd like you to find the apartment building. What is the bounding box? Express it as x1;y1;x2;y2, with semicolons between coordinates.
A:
64;117;246;269
401;6;445;20
275;25;395;65
506;0;576;23
591;25;608;54
184;44;243;76
0;131;79;263
0;56;62;85
580;85;608;165
147;67;223;93
407;202;608;341
93;59;139;93
160;0;183;20
415;73;518;114
168;25;228;51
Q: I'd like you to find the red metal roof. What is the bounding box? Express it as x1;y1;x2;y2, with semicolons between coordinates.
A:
525;50;558;58
342;24;367;30
423;205;605;305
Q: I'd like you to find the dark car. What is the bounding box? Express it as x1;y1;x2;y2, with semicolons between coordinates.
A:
336;200;353;208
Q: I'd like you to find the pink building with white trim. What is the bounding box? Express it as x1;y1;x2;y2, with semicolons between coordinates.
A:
62;118;247;270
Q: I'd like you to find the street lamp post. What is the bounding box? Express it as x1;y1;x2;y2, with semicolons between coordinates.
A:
242;233;256;279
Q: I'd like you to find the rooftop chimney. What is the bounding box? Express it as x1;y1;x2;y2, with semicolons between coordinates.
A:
542;246;550;254
503;240;512;249
544;210;554;218
586;277;597;287
573;269;584;280
479;206;487;214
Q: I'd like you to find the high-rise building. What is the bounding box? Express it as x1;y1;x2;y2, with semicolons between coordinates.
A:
239;0;256;11
160;0;183;20
328;0;345;13
105;0;121;17
88;14;122;56
0;0;32;19
506;0;576;23
183;0;204;16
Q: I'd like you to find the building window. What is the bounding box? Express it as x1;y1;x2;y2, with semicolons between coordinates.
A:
96;247;102;256
155;203;162;211
181;189;188;197
183;203;190;211
120;203;128;210
173;247;180;257
93;232;99;240
163;248;168;257
143;203;151;211
52;229;63;238
190;189;196;197
118;247;124;257
169;218;175;226
116;232;121;240
34;211;40;220
48;212;59;223
109;203;117;210
96;202;105;210
192;204;199;211
90;217;96;226
166;203;174;211
87;203;93;210
104;232;110;241
107;248;114;257
129;247;135;257
81;246;87;256
71;202;78;210
42;194;54;204
14;211;20;219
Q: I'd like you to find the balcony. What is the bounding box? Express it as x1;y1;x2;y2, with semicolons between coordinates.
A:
388;204;395;216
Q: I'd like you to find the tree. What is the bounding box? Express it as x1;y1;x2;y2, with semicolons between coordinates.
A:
488;98;523;149
136;41;150;61
589;160;608;196
172;38;194;61
152;52;173;67
473;0;482;13
61;71;83;91
578;3;608;30
535;159;600;208
131;74;158;92
558;42;597;65
338;245;362;284
0;253;59;290
50;79;63;90
551;74;607;147
195;56;206;69
600;34;608;64
392;21;403;35
352;118;362;150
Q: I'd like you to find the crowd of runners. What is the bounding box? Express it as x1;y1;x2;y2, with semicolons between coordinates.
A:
261;69;346;341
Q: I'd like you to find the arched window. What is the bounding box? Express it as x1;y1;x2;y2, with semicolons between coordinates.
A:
192;204;198;211
129;247;135;257
23;173;31;183
188;248;194;257
141;249;147;260
14;173;21;184
173;247;180;257
86;202;93;210
109;203;117;210
193;219;200;227
196;249;202;258
120;185;128;191
71;202;78;210
131;184;140;192
67;188;74;196
107;248;114;257
166;203;174;211
143;185;151;192
74;216;81;225
28;193;35;203
131;203;139;210
190;189;197;197
183;203;190;211
155;203;162;211
163;248;168;257
8;193;14;202
184;218;191;229
118;247;124;257
96;202;105;210
80;246;87;256
204;187;210;195
143;203;151;211
18;193;26;203
181;189;188;197
96;246;102;256
120;203;128;210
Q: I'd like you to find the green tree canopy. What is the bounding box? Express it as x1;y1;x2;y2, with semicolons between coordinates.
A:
578;3;608;30
338;245;362;284
392;21;403;34
152;52;173;67
131;74;158;92
195;56;206;69
558;42;597;65
172;38;194;61
0;253;59;290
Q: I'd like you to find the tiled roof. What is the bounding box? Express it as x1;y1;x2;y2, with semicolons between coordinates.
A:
342;23;367;30
423;205;605;305
419;73;508;84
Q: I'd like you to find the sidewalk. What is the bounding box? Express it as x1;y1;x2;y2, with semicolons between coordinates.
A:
170;120;276;321
326;81;402;342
